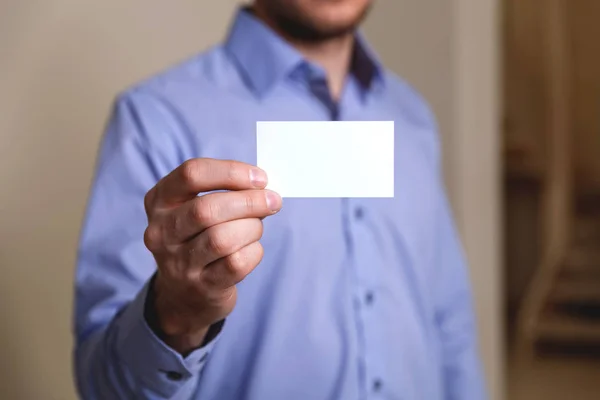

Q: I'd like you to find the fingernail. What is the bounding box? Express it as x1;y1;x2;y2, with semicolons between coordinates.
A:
250;168;267;187
265;191;282;212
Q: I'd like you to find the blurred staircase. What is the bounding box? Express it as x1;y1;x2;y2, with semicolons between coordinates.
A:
510;0;600;356
535;201;600;346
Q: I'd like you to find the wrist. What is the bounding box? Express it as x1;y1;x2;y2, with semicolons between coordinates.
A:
145;274;211;354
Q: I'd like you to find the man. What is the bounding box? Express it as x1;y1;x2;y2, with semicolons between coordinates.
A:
74;1;486;399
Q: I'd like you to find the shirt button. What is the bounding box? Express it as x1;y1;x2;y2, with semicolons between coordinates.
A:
354;207;364;220
373;378;383;392
165;371;184;381
365;291;375;305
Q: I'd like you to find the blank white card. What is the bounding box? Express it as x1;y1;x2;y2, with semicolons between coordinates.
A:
256;121;394;198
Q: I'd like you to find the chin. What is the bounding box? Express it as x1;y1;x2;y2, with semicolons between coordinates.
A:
303;0;372;31
258;0;373;41
284;0;372;40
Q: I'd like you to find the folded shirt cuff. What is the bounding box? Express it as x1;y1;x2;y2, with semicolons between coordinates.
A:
115;278;222;397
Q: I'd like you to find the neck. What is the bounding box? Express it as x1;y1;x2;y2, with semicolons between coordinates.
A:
293;36;354;100
252;7;354;100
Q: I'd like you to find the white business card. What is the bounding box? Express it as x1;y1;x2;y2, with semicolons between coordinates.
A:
256;121;394;198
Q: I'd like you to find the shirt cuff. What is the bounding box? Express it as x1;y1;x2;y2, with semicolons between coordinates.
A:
115;278;223;397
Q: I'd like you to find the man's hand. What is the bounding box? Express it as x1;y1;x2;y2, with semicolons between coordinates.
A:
143;158;282;354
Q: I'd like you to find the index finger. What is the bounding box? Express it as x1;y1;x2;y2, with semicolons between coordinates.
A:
151;158;268;208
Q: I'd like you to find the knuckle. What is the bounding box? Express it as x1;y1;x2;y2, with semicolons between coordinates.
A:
243;194;259;212
190;198;214;225
184;267;203;285
224;251;248;277
225;161;243;184
254;242;265;262
206;230;231;256
143;225;162;252
180;159;201;186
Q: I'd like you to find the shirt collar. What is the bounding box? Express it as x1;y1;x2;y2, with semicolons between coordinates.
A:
224;7;385;97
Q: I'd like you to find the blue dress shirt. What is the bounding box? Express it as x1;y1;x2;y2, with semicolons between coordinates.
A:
74;8;486;400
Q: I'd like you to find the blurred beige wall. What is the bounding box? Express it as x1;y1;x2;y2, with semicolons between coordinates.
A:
0;1;501;399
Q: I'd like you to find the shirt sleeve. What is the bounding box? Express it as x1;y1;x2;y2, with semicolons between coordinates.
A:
432;189;488;400
73;90;221;399
404;80;487;400
427;126;487;400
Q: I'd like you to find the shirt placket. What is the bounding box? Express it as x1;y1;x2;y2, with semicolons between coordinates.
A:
312;78;388;399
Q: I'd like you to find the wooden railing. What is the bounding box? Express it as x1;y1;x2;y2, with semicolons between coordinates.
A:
516;0;572;356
